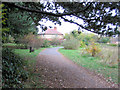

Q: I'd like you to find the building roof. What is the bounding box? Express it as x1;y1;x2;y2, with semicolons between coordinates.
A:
44;27;63;35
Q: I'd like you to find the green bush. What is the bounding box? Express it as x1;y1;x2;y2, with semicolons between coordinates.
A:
8;35;14;43
78;33;97;45
62;38;80;50
33;37;44;49
109;43;117;46
42;39;50;47
64;33;72;40
98;37;110;43
2;48;28;88
118;44;120;47
80;41;86;48
50;38;62;46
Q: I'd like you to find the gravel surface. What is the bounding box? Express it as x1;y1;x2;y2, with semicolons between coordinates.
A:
36;47;118;88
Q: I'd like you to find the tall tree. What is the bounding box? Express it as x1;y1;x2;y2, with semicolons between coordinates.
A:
2;3;38;41
7;10;37;38
2;2;120;36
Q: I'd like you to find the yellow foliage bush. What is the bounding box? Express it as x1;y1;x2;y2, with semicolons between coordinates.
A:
85;42;101;57
80;41;86;48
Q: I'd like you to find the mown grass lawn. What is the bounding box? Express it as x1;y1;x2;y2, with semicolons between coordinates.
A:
59;48;118;84
14;48;46;88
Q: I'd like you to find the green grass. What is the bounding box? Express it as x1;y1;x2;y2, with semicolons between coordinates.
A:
59;48;118;84
2;43;26;49
14;48;47;88
3;43;17;46
14;48;44;60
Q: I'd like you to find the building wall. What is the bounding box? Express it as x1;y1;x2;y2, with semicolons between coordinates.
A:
40;35;63;40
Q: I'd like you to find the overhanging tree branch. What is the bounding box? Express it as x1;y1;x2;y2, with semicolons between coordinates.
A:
72;15;99;22
3;2;91;17
3;2;119;35
61;16;98;34
28;13;38;26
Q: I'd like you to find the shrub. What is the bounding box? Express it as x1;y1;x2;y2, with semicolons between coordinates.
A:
42;39;50;47
98;45;118;66
80;41;86;48
16;44;27;49
85;42;101;57
78;33;97;45
50;38;62;46
118;43;120;47
18;33;36;48
33;37;43;49
18;33;43;49
64;33;74;40
8;35;14;43
98;37;110;43
14;38;20;44
2;48;28;88
62;38;80;50
109;43;117;47
70;30;81;38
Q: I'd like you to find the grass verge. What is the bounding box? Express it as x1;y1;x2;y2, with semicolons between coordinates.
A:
3;43;17;46
14;48;46;88
58;48;118;84
2;43;26;49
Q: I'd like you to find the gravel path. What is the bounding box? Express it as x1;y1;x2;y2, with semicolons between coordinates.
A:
36;47;118;88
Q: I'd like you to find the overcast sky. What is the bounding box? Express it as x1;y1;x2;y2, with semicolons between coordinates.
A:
37;2;83;35
37;19;96;35
37;20;79;35
37;2;117;35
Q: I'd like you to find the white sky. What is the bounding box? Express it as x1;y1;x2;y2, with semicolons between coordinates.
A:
37;19;95;35
37;2;82;35
37;3;117;35
37;19;79;35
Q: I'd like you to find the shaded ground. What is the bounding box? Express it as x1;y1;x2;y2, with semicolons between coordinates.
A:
35;47;118;88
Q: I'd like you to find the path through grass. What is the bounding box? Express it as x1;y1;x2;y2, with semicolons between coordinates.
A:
59;48;118;84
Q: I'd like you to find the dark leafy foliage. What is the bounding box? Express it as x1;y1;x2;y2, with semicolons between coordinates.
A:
3;2;120;36
2;48;28;88
97;37;110;43
2;3;37;43
109;43;117;47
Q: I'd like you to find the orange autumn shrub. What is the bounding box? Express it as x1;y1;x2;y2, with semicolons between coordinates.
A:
85;42;101;57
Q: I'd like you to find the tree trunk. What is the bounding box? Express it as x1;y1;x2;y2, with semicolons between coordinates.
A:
92;49;95;57
29;46;34;53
